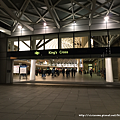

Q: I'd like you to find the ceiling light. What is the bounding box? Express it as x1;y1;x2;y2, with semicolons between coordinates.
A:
18;25;22;29
73;20;76;25
0;30;5;32
104;16;109;22
43;22;47;26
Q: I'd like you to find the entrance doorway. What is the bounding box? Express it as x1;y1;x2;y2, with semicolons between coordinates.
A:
13;58;106;83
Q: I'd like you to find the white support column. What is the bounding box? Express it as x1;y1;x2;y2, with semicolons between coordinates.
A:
77;59;80;72
105;58;113;82
30;39;36;80
30;60;36;80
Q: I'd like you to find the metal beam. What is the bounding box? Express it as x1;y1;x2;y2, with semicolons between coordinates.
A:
101;36;107;44
30;1;46;22
44;0;60;29
0;19;11;27
9;0;29;31
92;37;107;46
89;0;96;26
62;3;90;21
110;35;120;46
49;0;60;21
106;0;114;16
71;0;75;20
12;0;30;32
22;41;30;48
37;38;53;49
36;39;42;47
36;10;48;23
53;0;61;7
96;1;119;16
0;0;33;31
54;6;82;18
62;0;112;27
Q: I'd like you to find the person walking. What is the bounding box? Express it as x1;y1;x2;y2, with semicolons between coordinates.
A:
62;68;65;77
52;68;55;78
73;68;76;77
90;69;92;77
71;68;74;77
66;69;69;78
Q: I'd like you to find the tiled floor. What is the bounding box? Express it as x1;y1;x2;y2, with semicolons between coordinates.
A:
13;73;106;83
0;85;120;120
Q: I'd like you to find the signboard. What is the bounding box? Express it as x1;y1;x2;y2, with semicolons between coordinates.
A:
48;50;68;55
7;47;108;59
13;65;19;73
20;65;27;74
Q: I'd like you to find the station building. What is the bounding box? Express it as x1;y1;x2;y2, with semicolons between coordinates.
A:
0;0;120;84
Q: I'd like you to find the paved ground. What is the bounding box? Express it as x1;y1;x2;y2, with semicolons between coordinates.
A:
0;85;120;120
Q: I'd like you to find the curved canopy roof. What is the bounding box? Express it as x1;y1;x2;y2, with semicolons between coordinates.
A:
0;0;120;35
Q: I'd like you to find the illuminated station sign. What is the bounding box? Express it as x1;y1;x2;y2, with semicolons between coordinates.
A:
34;50;69;55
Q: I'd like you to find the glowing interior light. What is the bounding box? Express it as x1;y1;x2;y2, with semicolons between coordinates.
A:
0;30;5;32
73;20;76;25
104;16;109;22
44;61;47;64
44;22;47;26
18;25;22;29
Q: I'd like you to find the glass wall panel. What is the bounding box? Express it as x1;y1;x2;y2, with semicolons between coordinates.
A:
109;29;120;47
91;30;108;48
74;31;89;48
60;33;73;49
8;37;18;51
31;35;43;50
19;36;30;51
45;34;58;50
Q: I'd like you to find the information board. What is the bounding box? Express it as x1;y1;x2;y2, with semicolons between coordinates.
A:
13;65;19;73
20;65;27;74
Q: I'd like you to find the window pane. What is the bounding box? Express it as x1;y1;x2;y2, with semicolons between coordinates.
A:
31;35;43;50
60;33;73;49
91;30;108;48
45;34;58;50
19;36;30;51
8;37;18;51
109;29;120;47
74;31;89;48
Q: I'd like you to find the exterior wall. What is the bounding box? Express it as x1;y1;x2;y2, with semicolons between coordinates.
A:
0;32;13;84
118;58;120;81
112;58;118;79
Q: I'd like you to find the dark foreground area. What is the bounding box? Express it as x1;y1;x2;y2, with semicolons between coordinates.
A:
0;85;120;120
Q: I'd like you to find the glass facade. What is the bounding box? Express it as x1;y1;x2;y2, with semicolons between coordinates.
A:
7;29;120;52
31;35;43;50
45;34;58;50
60;33;73;49
8;37;18;51
91;30;108;48
19;36;30;51
74;31;90;48
109;29;120;47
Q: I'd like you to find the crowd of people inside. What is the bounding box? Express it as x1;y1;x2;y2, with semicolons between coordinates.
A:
35;68;77;78
35;67;106;80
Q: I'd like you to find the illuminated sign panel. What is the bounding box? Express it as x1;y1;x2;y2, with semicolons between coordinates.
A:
48;50;68;55
59;50;68;54
34;51;40;55
48;51;57;55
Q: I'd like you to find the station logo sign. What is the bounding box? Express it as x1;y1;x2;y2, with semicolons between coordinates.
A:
34;51;40;55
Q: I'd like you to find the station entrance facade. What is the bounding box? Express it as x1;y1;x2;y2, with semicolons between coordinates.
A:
13;58;107;83
6;29;120;84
